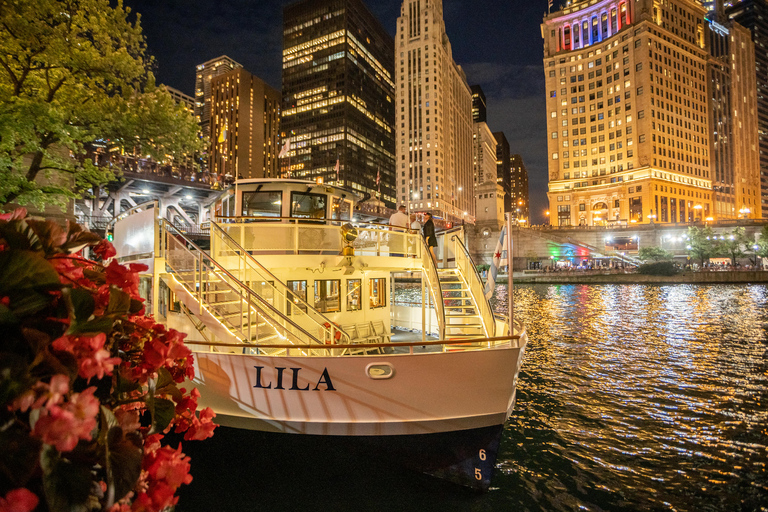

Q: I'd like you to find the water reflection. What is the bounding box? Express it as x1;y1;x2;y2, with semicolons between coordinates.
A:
490;283;768;511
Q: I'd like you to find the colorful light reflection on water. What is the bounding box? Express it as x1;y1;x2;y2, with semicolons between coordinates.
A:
491;283;768;511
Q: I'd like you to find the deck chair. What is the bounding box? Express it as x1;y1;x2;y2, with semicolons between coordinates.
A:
340;324;366;355
355;322;381;354
371;320;391;345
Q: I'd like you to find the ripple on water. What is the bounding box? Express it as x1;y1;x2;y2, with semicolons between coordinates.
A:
397;283;768;511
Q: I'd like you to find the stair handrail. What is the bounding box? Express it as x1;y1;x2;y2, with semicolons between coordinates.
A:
451;233;495;338
420;236;445;339
209;221;351;344
159;220;325;346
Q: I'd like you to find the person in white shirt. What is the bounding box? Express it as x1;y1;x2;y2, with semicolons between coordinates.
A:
389;205;409;228
388;205;409;257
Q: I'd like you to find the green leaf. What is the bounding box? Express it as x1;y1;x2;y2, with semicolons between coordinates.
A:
68;287;96;323
0;420;43;488
67;316;114;336
40;445;94;512
104;426;143;503
148;397;176;434
107;286;130;316
5;291;51;318
0;251;61;295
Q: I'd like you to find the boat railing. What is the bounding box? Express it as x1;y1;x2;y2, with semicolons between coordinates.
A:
209;221;351;344
421;235;446;340
212;215;422;258
183;333;525;355
158;220;326;350
452;234;495;338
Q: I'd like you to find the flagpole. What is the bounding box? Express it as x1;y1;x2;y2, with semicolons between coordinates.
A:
506;213;514;336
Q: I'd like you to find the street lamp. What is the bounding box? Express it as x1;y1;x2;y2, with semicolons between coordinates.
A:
753;244;760;267
647;211;657;223
693;204;702;222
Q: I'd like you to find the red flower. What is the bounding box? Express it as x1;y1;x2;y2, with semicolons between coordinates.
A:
52;333;121;382
105;260;148;297
32;387;99;452
93;239;117;260
0;487;39;512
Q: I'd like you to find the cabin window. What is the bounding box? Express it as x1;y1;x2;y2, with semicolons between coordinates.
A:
346;279;361;311
369;278;386;309
314;279;341;313
242;191;282;218
291;192;327;220
286;280;307;314
331;197;352;221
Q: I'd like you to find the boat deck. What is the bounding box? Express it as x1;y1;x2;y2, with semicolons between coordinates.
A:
386;328;441;354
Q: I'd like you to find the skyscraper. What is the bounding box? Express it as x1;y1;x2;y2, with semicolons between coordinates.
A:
510;154;530;222
707;15;760;219
194;56;242;139
493;131;513;213
471;84;487;123
209;68;281;180
281;0;395;206
726;0;768;218
543;0;717;226
396;0;474;224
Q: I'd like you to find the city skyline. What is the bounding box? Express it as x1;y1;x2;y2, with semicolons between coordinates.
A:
124;0;552;222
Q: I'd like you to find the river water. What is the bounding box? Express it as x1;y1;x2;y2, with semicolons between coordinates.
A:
177;283;768;512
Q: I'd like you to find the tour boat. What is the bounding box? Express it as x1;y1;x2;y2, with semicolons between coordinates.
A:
112;179;527;490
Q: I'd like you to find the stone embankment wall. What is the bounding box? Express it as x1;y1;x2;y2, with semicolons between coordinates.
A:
506;270;768;285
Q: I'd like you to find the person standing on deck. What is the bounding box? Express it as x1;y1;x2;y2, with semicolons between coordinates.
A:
422;212;438;264
389;205;409;257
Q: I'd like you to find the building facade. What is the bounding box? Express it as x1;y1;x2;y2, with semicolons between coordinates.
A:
396;0;475;224
707;15;761;219
210;68;281;180
281;0;395;206
510;154;530;222
543;0;715;227
194;56;242;139
165;86;195;114
471;84;487;123
726;0;768;218
493;131;513;213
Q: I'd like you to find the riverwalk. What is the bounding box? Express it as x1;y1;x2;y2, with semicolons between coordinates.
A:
501;269;768;284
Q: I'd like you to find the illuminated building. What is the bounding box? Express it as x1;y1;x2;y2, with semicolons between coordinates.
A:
165;86;195;114
396;0;475;224
281;0;395;206
707;12;760;219
194;56;242;139
493;131;513;213
543;0;715;226
726;0;768;218
210;68;281;180
510;154;530;222
471;85;487;123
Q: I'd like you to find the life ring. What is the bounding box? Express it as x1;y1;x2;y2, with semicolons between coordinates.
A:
323;322;342;343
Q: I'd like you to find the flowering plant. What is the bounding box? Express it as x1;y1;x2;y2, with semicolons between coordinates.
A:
0;210;216;512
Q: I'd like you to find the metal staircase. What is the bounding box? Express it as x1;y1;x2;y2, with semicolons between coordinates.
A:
437;268;487;339
158;220;329;355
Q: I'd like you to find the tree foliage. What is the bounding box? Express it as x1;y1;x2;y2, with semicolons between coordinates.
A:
0;0;201;210
685;225;716;266
638;246;674;263
715;227;750;264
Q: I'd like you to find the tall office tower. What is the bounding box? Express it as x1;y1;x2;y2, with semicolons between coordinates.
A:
707;16;761;219
510;154;530;222
281;0;395;206
543;0;714;227
396;0;475;223
727;0;768;218
493;131;513;212
194;56;242;139
471;84;487;123
210;68;281;180
165;86;195;114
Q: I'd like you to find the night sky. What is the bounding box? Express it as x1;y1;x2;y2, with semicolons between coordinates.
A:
125;0;552;222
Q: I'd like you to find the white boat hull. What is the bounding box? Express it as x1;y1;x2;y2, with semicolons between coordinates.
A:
192;342;525;437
